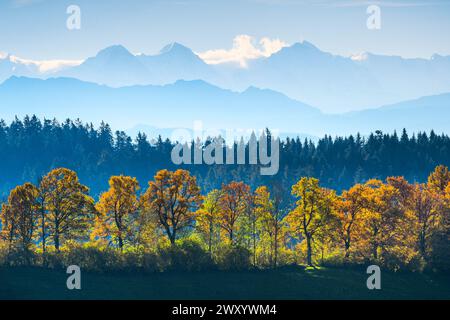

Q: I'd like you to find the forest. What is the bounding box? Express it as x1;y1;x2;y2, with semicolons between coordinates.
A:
1;116;450;273
1;162;449;273
2;115;450;199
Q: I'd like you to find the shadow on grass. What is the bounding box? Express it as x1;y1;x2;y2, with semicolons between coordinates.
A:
1;266;449;300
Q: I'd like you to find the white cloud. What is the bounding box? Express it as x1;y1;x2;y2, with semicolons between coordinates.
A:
198;35;288;68
351;52;369;61
9;56;83;73
0;51;9;59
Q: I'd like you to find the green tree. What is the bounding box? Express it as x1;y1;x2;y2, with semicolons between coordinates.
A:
254;186;284;267
196;189;222;256
286;178;335;266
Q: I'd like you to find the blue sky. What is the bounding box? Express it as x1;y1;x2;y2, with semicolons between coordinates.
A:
0;0;450;60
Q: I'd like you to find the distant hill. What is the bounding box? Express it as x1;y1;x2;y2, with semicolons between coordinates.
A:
334;93;450;135
0;76;319;134
1;76;449;136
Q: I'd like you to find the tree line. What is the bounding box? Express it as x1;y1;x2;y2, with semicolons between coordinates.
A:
2;116;450;200
1;165;449;272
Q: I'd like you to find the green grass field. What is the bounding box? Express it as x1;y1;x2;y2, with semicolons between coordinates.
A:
1;266;449;300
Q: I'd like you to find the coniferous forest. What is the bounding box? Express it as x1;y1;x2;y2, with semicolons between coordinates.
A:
2;115;450;198
1;116;449;273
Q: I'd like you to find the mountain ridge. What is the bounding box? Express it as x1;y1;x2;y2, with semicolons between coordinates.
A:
2;41;450;113
1;76;449;136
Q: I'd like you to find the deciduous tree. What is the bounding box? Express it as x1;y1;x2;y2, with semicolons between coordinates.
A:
141;169;202;245
196;189;222;256
336;183;369;260
255;186;284;267
94;175;140;250
218;182;251;244
428;165;450;194
39;168;95;251
286;178;335;266
0;183;40;257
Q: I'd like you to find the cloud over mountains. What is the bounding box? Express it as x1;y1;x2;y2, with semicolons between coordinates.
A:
1;37;450;114
198;35;288;67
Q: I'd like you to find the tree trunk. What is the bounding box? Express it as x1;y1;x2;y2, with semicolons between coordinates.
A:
372;243;378;260
419;230;427;260
252;223;257;266
118;235;124;251
54;233;60;252
344;240;350;259
169;230;176;246
274;226;278;268
41;210;46;253
208;221;213;256
306;235;313;266
54;217;60;252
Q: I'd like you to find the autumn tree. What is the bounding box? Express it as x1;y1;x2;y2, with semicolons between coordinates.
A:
141;169;202;245
39;168;95;251
358;179;416;268
241;192;260;266
386;176;414;210
0;204;14;251
428;165;450;194
286;178;335;266
408;183;437;261
36;178;48;253
196;189;222;256
428;178;450;270
94;175;140;250
335;183;369;260
218;182;251;244
254;186;284;267
0;183;40;256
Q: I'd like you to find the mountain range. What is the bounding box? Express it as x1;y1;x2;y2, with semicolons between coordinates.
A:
2;41;450;113
1;76;449;137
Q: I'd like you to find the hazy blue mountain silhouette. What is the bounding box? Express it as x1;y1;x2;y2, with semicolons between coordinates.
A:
2;41;450;113
56;41;450;113
0;76;319;133
1;76;449;136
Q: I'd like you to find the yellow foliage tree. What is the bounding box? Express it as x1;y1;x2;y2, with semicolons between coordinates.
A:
141;169;202;245
39;168;95;251
0;183;40;254
254;186;285;267
94;175;140;250
358;179;415;267
335;183;369;260
286;177;335;266
407;183;438;261
428;165;450;194
196;189;222;256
